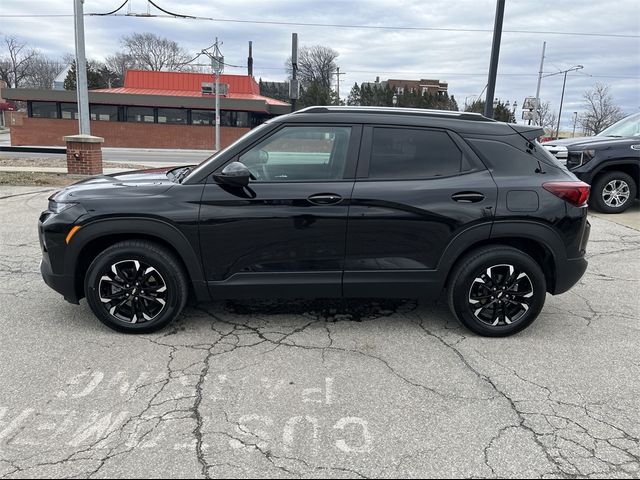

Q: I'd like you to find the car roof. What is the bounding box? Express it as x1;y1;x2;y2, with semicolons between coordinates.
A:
273;106;542;137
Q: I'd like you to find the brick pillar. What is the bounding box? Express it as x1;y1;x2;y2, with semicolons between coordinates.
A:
64;134;104;175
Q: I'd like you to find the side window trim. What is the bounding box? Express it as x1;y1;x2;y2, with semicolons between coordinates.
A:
357;124;478;181
219;123;362;183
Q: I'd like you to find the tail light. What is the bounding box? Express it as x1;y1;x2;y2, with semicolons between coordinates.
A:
543;181;590;207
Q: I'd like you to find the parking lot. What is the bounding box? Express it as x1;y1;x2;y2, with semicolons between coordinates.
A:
0;186;638;478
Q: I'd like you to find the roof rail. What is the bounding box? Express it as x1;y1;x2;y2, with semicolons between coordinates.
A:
292;106;495;122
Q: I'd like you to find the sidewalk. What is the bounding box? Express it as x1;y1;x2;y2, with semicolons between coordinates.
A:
0;165;136;175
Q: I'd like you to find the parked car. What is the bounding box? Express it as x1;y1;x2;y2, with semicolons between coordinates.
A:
39;106;591;336
542;113;640;213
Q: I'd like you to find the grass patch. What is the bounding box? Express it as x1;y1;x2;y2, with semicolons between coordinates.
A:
0;171;79;187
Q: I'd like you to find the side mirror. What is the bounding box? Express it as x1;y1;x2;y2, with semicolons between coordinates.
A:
213;161;254;188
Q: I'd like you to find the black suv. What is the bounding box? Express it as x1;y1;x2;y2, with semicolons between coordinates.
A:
39;106;591;336
542;113;640;213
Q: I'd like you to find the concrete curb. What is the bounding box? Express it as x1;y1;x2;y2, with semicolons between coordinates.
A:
0;166;134;175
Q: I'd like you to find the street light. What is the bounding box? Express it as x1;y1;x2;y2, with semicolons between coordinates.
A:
544;65;583;139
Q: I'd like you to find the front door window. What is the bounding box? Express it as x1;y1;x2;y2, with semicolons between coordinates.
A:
238;126;352;182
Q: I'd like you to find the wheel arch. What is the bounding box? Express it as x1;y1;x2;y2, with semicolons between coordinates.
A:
439;222;563;294
65;218;209;302
590;160;639;198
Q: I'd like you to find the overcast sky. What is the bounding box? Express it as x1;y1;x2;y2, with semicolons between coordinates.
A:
1;0;639;129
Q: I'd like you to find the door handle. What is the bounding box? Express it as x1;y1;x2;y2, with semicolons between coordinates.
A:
307;193;343;205
451;192;485;203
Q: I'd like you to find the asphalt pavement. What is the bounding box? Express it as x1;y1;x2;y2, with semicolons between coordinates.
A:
0;186;639;478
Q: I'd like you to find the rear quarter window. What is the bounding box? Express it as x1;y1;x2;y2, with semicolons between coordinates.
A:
467;138;543;175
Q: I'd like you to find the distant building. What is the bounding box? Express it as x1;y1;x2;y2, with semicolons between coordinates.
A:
52;64;72;90
362;76;448;96
0;69;290;149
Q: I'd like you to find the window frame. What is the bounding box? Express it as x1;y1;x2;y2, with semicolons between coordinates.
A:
356;125;481;181
215;123;363;184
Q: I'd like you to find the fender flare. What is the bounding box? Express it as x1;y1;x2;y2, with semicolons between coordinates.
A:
64;217;209;300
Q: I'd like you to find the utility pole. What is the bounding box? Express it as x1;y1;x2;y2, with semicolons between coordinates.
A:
334;67;346;105
290;33;299;112
484;0;505;119
73;0;90;135
546;64;583;140
572;111;578;137
534;41;546;125
201;39;224;151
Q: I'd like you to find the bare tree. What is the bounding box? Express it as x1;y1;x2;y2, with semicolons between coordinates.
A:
0;35;39;88
105;52;135;85
287;45;339;89
120;33;192;71
578;83;625;135
24;56;64;89
537;101;558;132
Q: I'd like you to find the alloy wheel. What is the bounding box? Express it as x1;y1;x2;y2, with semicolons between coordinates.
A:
468;264;534;327
98;259;167;324
602;179;630;208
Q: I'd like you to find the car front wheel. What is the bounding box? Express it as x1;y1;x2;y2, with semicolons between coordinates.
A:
447;246;546;337
84;240;188;333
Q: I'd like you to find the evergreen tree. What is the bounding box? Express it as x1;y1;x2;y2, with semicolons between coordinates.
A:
465;99;514;122
63;61;114;90
347;83;361;106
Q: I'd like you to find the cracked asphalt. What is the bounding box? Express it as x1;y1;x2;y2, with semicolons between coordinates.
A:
0;186;639;479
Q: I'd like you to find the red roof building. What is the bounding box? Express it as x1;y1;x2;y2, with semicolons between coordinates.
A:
1;70;291;150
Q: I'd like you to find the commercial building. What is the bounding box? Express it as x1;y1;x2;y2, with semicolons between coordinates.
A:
362;77;448;96
0;70;291;149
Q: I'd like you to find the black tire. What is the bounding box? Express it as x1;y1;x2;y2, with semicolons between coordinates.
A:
447;246;546;337
84;240;188;333
590;171;637;214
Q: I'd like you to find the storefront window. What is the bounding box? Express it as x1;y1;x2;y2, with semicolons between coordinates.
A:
90;104;118;121
157;108;187;124
30;102;58;119
191;109;215;125
126;106;154;123
60;103;78;120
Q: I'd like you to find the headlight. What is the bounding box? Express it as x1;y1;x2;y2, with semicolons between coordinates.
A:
580;149;596;163
566;149;596;169
48;200;78;214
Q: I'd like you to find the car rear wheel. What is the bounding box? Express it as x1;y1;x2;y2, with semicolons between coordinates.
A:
85;240;188;333
590;171;636;213
447;246;546;337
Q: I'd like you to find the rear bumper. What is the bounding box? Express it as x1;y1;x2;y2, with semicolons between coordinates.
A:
552;256;588;294
551;219;590;295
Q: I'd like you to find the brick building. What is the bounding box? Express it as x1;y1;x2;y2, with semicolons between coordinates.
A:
363;77;448;96
0;70;291;149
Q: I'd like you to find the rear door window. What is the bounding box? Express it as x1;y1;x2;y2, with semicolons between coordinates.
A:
368;127;463;179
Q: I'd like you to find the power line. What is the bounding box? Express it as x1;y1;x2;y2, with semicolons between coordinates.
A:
146;0;194;19
1;13;638;39
91;0;129;16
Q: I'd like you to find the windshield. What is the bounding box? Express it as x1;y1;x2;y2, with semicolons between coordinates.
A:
183;122;273;181
598;113;640;138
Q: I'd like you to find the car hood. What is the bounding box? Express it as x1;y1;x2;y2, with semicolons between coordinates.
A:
51;166;182;202
543;136;638;150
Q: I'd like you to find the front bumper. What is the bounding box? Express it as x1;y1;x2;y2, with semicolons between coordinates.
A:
40;249;80;304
